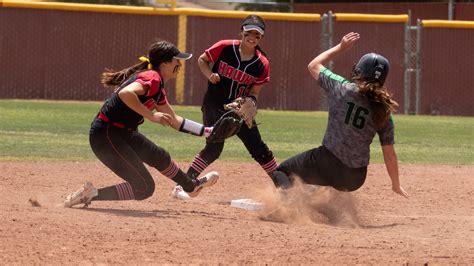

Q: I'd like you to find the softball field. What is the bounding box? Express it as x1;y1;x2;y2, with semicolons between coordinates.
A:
1;160;472;264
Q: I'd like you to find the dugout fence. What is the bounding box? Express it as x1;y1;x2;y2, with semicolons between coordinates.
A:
0;1;473;115
415;20;474;116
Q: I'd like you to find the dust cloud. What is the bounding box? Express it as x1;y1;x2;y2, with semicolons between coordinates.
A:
256;179;361;227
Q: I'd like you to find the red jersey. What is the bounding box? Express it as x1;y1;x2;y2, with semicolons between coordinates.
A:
99;70;168;129
205;40;270;104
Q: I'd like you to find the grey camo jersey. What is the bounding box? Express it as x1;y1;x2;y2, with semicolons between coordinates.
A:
318;67;395;168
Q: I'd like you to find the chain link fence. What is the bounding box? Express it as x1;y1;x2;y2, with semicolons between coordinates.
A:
0;2;473;116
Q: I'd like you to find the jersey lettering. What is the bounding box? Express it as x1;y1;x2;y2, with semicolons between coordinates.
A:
236;85;251;98
218;61;256;85
344;102;369;130
232;70;244;83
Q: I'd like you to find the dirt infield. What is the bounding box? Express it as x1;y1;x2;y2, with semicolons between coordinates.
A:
1;161;473;264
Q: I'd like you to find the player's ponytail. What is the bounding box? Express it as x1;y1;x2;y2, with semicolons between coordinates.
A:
101;40;187;87
354;78;398;128
101;62;148;87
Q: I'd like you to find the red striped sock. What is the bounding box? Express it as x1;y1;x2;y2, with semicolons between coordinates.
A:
261;157;278;175
161;160;180;179
189;154;208;175
115;182;135;200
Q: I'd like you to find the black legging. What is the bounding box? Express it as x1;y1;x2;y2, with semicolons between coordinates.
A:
275;145;367;192
89;119;187;200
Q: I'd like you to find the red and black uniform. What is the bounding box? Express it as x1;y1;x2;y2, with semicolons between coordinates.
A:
90;70;196;201
187;40;278;179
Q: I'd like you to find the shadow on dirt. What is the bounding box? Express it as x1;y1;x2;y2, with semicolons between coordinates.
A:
358;223;402;229
82;207;179;218
82;207;234;221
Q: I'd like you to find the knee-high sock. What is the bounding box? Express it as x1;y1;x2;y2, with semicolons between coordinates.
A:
95;182;135;201
162;160;195;192
187;154;209;179
261;157;278;176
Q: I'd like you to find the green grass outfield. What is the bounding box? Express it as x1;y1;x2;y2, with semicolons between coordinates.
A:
0;99;472;164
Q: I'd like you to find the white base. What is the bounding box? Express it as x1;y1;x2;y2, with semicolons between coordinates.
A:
230;199;265;211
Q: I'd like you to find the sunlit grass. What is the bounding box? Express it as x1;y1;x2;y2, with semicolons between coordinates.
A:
0;99;472;164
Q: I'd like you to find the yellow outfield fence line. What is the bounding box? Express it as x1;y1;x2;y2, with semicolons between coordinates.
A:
0;1;175;15
0;1;320;21
422;20;474;29
178;8;320;21
334;13;409;23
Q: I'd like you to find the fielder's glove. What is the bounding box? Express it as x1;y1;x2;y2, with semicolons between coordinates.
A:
207;110;243;143
224;96;257;128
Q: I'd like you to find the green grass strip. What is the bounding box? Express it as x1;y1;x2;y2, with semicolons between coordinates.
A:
0;99;472;164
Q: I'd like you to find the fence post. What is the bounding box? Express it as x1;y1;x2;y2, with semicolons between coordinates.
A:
403;11;411;115
415;19;422;115
448;0;455;20
327;11;334;70
175;14;187;104
319;13;329;111
321;13;328;52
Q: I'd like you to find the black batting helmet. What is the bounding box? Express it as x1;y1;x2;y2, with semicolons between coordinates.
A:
352;53;390;85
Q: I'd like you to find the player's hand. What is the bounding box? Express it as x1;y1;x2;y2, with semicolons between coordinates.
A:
392;185;409;199
208;73;220;84
225;101;240;111
149;112;173;127
340;32;360;51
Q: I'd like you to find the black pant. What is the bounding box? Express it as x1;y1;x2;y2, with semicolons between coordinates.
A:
89;119;174;200
197;94;274;167
276;146;367;192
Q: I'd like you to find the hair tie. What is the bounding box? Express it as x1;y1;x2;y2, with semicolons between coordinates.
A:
139;56;152;70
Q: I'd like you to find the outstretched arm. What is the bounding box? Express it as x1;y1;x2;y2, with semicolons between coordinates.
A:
382;144;409;198
155;102;183;130
308;32;360;81
155;102;212;137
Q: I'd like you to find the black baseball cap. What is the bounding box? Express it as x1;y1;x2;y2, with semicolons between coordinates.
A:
241;15;265;35
171;46;192;60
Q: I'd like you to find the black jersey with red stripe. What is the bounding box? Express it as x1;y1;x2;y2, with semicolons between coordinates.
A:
99;70;168;129
205;40;270;104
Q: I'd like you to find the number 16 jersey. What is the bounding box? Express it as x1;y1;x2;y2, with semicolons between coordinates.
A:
318;67;395;168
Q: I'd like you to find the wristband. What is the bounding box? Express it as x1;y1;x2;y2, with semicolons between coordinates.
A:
179;119;204;136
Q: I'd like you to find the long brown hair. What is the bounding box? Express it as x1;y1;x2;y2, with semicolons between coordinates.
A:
101;40;179;87
101;61;148;87
353;77;399;128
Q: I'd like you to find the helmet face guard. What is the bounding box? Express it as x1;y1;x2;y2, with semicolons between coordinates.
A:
351;53;390;85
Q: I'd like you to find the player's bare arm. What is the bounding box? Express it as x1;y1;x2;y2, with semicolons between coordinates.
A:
198;52;220;84
155;102;184;130
249;84;262;100
382;144;409;198
308;32;360;80
155;100;238;141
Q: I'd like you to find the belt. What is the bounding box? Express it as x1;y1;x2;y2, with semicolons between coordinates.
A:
98;112;126;129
